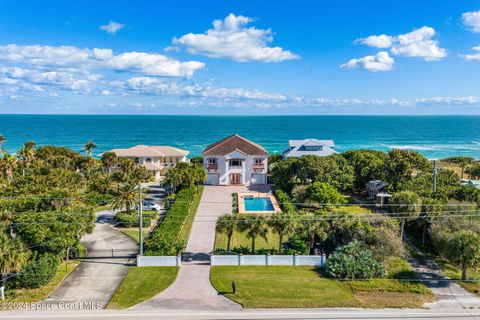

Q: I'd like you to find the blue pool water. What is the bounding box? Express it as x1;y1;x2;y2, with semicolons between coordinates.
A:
244;197;274;211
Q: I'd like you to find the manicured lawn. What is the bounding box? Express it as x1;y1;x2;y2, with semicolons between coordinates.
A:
210;265;433;308
332;205;374;215
214;228;280;253
107;267;179;309
179;186;204;249
6;260;80;302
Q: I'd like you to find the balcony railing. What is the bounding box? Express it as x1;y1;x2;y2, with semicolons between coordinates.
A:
252;163;265;169
207;163;218;170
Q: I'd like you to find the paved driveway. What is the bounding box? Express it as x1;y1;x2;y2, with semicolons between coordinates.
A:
42;211;138;308
134;185;270;310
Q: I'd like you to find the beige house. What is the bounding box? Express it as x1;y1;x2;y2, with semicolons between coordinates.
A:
109;145;189;179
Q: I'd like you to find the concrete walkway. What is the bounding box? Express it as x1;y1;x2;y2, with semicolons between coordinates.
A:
42;211;137;308
134;185;270;310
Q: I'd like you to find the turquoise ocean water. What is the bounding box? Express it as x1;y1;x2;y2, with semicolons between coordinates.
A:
1;115;479;159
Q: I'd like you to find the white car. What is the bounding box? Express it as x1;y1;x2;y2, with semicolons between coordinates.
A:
141;201;161;211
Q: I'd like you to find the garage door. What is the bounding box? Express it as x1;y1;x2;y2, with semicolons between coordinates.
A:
251;173;266;184
206;173;219;185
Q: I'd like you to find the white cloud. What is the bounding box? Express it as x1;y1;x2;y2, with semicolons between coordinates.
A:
355;26;447;61
341;51;394;72
391;27;447;61
100;21;124;34
106;52;205;77
462;11;480;33
356;34;393;48
461;45;480;61
0;44;204;78
415;96;480;106
171;13;299;62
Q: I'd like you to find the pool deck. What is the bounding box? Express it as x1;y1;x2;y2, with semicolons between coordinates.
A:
237;192;282;214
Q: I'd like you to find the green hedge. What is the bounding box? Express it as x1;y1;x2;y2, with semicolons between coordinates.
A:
13;253;60;289
275;189;296;213
144;187;199;255
114;211;155;228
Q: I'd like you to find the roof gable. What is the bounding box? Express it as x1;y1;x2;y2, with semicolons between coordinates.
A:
202;134;269;156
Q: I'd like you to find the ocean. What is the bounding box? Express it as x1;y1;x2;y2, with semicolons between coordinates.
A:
1;115;479;159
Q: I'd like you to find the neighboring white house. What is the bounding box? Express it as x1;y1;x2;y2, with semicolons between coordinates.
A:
202;134;269;185
282;139;337;158
109;145;189;179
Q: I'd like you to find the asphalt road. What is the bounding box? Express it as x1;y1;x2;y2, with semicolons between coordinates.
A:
1;308;480;320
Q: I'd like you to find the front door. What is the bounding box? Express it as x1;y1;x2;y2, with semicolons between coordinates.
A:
230;173;241;185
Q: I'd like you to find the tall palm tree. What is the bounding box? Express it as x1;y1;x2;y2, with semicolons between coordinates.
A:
238;214;268;254
298;211;328;254
83;141;97;157
17;141;36;176
101;152;118;174
0;153;17;183
268;213;296;254
216;214;237;254
111;183;138;214
0;231;29;286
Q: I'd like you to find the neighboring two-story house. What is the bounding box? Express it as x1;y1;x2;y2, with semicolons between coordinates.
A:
282;139;337;158
202;134;269;185
109;145;189;179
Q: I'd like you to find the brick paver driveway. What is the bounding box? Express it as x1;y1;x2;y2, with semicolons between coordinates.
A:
134;185;270;310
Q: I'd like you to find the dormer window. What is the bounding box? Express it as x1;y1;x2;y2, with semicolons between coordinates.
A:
304;145;322;151
208;158;217;164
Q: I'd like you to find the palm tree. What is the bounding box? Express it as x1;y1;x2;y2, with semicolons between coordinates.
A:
0;153;17;183
216;214;237;254
101;152;118;174
17;141;36;176
238;214;268;254
0;231;29;286
111;183;138;214
268;213;296;254
83;141;97;157
165;169;183;193
297;212;328;254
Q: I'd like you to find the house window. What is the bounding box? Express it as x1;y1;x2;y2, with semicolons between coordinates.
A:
208;158;217;164
134;157;139;164
229;159;242;167
169;157;173;163
304;146;322;151
254;158;263;165
146;158;152;163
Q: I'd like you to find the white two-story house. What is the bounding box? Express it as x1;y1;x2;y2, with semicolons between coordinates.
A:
202;134;269;185
109;145;189;179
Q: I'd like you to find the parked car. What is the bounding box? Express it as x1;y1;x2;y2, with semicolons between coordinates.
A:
140;201;161;211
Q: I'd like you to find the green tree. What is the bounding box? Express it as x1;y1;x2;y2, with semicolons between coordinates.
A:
268;213;296;254
83;141;97;157
343;149;388;190
0;230;30;286
386;149;430;191
442;156;475;179
101;152;118;174
270;157;298;192
112;183;138;214
0;134;6;154
216;214;237;254
17;141;36;176
391;191;422;239
419;197;445;245
305;182;347;207
445;230;480;280
296;155;354;191
297;211;328;254
0;153;17;183
238;214;268;254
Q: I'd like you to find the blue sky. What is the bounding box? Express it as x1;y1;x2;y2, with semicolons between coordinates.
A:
0;0;480;114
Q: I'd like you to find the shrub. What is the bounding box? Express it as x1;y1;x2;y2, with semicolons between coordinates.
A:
114;212;152;228
144;187;198;255
325;240;386;279
14;253;60;289
275;189;296;213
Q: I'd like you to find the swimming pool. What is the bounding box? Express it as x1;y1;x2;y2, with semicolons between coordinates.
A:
244;197;275;211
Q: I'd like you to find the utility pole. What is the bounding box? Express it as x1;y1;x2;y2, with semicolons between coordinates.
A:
433;159;437;192
138;183;143;256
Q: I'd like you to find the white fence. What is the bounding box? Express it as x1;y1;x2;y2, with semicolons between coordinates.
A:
137;255;181;267
211;254;326;266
